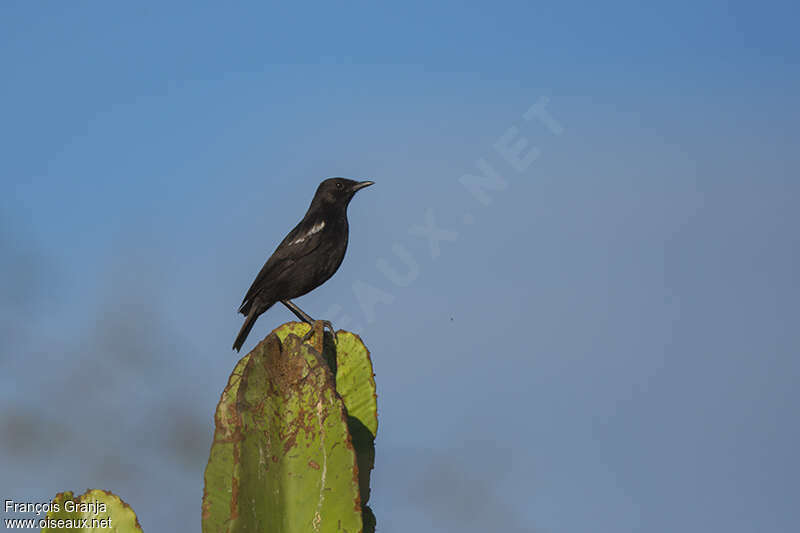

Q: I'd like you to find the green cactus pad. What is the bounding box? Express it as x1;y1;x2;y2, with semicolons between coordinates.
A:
274;323;378;522
203;323;376;533
273;324;378;436
41;489;142;532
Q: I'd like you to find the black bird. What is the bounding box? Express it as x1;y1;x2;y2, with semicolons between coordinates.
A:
233;178;374;351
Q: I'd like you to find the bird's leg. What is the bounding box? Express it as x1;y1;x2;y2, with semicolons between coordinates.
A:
281;300;336;341
281;299;314;323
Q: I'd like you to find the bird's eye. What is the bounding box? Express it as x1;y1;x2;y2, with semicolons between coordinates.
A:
336;182;343;189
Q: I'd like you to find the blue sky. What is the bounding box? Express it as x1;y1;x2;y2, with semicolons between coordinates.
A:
2;2;799;532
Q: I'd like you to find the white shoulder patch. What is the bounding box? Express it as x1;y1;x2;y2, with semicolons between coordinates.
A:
291;221;325;245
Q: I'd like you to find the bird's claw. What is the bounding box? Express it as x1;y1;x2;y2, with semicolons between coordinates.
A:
301;320;337;344
322;320;337;340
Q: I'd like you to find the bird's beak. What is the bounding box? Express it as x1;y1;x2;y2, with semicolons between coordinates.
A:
350;180;374;192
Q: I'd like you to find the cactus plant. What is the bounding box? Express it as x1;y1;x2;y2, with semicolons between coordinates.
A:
41;489;142;532
203;322;377;533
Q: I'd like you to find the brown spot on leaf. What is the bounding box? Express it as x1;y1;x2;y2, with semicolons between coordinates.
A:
202;487;210;520
230;474;239;520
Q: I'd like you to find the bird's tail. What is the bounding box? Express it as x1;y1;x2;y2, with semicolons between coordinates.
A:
233;309;259;352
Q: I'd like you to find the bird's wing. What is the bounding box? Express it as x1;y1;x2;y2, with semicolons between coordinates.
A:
238;218;328;314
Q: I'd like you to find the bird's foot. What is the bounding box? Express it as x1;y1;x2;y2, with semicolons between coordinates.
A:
301;320;337;344
321;320;337;340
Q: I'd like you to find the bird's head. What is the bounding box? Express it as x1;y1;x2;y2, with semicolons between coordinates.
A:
313;177;374;208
